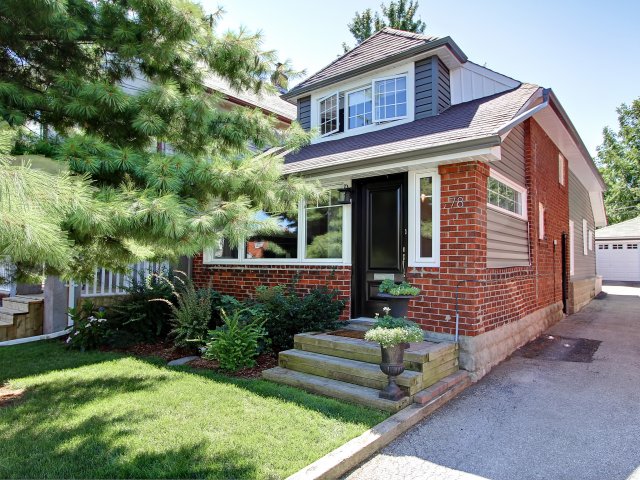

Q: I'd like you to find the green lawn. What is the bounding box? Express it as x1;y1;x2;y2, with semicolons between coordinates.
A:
0;341;387;479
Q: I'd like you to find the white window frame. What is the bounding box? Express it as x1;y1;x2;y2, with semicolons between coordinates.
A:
569;220;575;276
538;203;545;240
318;92;340;137
589;230;594;251
487;169;528;221
372;73;409;124
345;85;373;131
559;153;565;186
408;169;441;267
583;219;588;255
202;187;351;266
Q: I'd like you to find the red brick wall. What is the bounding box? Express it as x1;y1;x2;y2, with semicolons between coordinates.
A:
192;119;568;337
192;257;352;320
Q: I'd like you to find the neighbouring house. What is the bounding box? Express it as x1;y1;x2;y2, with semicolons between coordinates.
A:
596;215;640;282
191;28;606;380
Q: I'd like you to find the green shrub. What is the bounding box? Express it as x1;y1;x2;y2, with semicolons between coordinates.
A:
378;279;420;296
107;267;177;344
160;276;214;349
203;309;267;371
66;301;111;351
255;280;346;352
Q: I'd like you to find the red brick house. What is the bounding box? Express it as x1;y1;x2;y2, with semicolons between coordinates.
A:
193;29;606;379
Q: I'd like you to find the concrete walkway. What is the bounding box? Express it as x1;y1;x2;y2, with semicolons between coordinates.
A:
346;284;640;480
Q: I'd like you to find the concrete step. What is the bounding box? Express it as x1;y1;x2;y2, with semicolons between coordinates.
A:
294;332;458;369
279;349;425;395
263;367;412;413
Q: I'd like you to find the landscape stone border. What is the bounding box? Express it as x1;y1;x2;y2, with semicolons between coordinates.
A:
286;371;471;480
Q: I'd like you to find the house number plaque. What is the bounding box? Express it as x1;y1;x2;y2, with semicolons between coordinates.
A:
448;196;464;208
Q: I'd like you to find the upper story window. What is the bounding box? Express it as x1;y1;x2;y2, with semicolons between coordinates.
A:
319;93;341;136
487;171;527;220
315;72;409;137
374;75;407;122
347;87;373;129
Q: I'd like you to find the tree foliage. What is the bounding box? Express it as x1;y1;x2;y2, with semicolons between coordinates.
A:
343;0;426;51
596;98;640;224
0;0;316;281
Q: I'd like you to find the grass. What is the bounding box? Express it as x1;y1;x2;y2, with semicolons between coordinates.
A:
0;341;388;479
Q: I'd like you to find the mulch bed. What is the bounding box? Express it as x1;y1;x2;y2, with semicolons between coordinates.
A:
327;329;366;339
0;385;25;408
187;353;278;379
101;341;194;362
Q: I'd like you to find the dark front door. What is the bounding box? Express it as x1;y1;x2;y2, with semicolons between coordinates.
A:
353;174;408;318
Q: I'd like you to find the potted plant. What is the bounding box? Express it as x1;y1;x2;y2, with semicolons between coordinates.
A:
364;308;424;400
377;279;420;317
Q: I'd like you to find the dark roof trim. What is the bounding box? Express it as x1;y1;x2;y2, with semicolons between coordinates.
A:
283;135;501;176
283;36;467;100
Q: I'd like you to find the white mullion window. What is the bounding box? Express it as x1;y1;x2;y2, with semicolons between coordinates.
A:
408;170;441;266
318;92;340;136
487;170;527;220
373;74;408;123
346;86;373;130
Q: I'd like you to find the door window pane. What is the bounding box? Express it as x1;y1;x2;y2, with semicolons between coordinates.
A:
246;212;298;259
369;188;399;269
420;177;433;258
305;190;343;259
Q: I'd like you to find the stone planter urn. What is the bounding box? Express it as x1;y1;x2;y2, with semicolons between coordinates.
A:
377;293;414;318
378;343;409;400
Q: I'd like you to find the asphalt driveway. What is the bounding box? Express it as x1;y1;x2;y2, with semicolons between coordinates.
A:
346;284;640;480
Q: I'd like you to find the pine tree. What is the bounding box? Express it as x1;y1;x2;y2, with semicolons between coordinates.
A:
596;98;640;224
343;0;427;52
0;0;315;281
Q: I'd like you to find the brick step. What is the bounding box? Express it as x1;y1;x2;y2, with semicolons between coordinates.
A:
279;349;425;395
294;332;457;369
263;367;412;413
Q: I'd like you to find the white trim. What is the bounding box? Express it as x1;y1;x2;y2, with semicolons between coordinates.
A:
559;153;566;186
538;203;545;240
408;169;441;267
569;220;575;276
0;328;71;347
588;230;594;251
583;219;588;255
487;168;528;221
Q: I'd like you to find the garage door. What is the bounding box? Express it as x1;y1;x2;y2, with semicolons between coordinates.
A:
596;241;640;281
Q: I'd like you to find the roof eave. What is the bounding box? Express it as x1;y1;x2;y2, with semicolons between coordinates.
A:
282;36;467;101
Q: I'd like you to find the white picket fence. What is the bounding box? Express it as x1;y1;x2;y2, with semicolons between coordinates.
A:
81;261;170;297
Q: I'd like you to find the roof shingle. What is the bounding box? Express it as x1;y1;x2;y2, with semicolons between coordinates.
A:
283;83;540;173
595;216;640;240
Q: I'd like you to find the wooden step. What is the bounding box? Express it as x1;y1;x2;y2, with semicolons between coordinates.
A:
2;296;42;312
279;349;425;395
294;332;457;369
263;367;411;412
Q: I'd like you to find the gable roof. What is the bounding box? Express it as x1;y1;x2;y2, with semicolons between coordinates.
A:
203;74;296;122
283;28;467;100
283;83;540;173
595;216;640;240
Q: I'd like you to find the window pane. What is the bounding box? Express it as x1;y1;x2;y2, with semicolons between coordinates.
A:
487;177;522;215
319;94;339;135
347;87;372;130
246;212;298;259
306;206;343;259
374;75;407;121
211;238;238;259
420;177;433;258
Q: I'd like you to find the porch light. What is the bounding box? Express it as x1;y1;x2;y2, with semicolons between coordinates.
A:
337;185;353;205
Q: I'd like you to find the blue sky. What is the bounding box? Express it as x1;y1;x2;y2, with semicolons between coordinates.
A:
202;0;639;156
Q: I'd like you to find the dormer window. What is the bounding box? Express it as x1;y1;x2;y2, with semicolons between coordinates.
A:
347;87;373;129
319;92;344;136
316;72;409;137
374;75;407;122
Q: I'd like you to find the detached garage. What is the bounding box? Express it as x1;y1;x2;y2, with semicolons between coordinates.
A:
595;215;640;282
